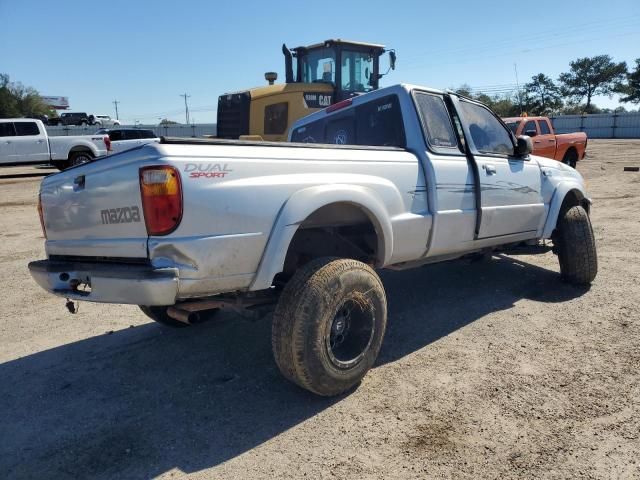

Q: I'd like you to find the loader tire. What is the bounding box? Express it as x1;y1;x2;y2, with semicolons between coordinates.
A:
555;205;598;285
271;257;387;396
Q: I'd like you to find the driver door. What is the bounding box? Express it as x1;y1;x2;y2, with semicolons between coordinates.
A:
455;100;545;239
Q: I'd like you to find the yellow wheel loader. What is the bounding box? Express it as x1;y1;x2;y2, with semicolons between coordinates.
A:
216;39;396;141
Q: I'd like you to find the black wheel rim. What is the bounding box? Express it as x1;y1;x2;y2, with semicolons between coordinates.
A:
325;296;375;369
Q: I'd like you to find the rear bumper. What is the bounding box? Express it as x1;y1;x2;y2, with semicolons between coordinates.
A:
28;259;178;306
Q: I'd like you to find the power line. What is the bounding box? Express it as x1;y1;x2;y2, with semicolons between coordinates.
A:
180;93;191;124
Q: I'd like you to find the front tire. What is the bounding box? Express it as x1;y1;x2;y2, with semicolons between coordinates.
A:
272;258;387;396
554;205;598;285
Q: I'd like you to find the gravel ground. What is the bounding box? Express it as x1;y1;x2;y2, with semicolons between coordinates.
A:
0;141;639;479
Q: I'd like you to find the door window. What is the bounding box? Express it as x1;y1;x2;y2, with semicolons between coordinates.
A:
341;50;375;93
539;119;551;135
0;123;16;137
300;48;336;85
523;120;538;136
15;122;40;136
414;92;459;152
458;100;514;155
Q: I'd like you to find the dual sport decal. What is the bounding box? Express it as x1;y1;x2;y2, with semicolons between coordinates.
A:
184;163;233;179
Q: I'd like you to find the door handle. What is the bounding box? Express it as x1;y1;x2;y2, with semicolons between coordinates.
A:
483;164;497;175
548;139;555;142
37;139;44;143
534;140;541;144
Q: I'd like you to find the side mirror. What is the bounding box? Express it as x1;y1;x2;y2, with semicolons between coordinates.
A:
389;50;396;70
515;135;532;157
524;129;537;137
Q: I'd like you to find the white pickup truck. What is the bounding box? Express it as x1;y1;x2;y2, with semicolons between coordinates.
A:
0;119;109;169
28;84;598;396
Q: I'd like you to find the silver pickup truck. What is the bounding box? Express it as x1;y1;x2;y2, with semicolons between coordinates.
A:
29;84;597;396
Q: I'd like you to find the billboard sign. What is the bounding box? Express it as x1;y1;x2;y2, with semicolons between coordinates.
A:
42;96;70;109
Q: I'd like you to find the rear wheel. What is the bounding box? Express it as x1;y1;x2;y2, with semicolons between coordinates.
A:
562;149;578;168
68;150;93;167
272;258;387;396
554;205;598;285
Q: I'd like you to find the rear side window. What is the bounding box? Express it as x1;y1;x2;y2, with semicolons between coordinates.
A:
0;123;16;137
457;100;513;155
15;122;40;136
264;102;289;135
539;120;551;135
355;95;405;147
414;92;458;151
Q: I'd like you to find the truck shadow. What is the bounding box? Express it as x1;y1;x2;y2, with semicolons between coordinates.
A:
0;254;588;479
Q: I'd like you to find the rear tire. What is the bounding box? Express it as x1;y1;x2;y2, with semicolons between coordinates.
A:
271;258;387;396
554;205;597;285
68;150;94;167
562;149;578;168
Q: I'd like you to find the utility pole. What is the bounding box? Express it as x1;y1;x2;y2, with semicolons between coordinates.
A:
180;93;191;124
112;100;120;120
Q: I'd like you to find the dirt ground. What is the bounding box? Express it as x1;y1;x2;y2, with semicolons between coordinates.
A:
1;140;639;479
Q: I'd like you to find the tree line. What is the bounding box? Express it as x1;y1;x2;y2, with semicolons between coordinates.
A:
455;55;640;117
0;74;55;119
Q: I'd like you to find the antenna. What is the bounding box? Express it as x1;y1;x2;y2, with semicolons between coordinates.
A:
514;63;523;114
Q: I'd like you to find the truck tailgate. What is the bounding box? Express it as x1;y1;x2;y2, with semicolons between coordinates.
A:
41;153;148;258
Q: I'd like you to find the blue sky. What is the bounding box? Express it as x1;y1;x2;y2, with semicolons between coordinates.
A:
1;0;639;123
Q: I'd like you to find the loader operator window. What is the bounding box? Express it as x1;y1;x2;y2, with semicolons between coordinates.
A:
341;50;375;93
301;48;336;85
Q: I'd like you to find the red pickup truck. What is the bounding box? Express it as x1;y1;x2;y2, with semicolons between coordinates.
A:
503;116;587;168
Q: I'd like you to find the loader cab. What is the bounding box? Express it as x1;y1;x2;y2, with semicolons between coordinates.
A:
291;40;388;102
216;39;395;142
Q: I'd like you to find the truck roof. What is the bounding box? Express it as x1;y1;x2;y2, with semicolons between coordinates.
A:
290;83;445;128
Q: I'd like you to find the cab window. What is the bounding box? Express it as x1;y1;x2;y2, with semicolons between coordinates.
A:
301;48;336;85
458;100;513;155
0;123;16;137
523;120;538;136
291;121;325;143
341;50;375;93
325;114;355;145
355;94;405;147
414;92;459;152
15;122;40;136
539;120;551;135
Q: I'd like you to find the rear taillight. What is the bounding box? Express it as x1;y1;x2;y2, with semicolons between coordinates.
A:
139;166;182;236
37;193;47;239
104;135;112;152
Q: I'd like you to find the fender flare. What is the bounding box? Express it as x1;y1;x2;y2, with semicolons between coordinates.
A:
249;184;393;291
542;181;590;238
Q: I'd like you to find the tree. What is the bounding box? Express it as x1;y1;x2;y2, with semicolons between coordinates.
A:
159;118;179;125
558;55;627;113
618;58;640;104
0;73;55;118
524;74;563;115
